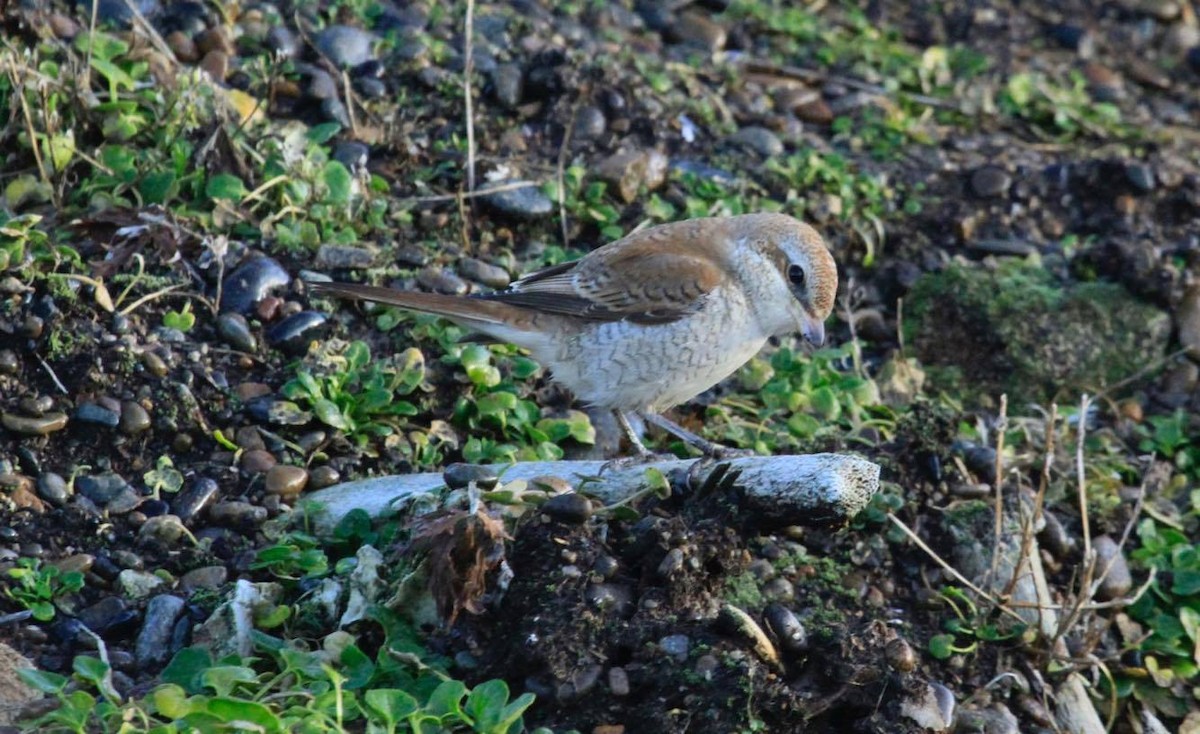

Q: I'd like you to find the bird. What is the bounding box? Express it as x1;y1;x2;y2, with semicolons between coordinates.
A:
308;212;837;459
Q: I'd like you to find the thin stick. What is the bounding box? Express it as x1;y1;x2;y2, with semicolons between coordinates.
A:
35;354;69;395
1000;403;1056;604
887;513;1027;625
988;394;1008;587
1076;395;1093;563
463;0;476;196
14;76;58;209
397;180;541;205
556;99;581;250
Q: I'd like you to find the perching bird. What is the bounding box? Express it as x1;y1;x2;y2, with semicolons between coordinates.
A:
308;212;837;458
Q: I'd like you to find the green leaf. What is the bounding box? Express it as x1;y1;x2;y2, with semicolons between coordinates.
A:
201;666;258;697
205;173;247;202
72;655;110;685
466;679;512;731
160;648;214;694
365;688;420;728
928;634;955;659
18;668;68;694
323;161;353;205
206;697;283;733
313;399;351;430
151;684;192;719
346;340;371;370
139;171;178;205
1173;570;1200;596
307;122;342;144
424;679;467;719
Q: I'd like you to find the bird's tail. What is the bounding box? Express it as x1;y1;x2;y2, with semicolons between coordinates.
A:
306;281;544;342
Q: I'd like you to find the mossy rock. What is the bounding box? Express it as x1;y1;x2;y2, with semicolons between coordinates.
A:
904;261;1170;404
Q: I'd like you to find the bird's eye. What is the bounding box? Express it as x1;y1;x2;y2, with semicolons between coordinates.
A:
787;264;806;288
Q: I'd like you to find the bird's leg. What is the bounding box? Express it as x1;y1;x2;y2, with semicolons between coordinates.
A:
639;411;756;460
599;411;677;473
613;409;656;458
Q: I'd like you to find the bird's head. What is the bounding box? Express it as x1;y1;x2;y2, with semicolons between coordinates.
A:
734;213;838;347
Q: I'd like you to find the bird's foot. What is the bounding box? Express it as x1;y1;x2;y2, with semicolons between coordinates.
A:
599;450;679;475
703;445;757;461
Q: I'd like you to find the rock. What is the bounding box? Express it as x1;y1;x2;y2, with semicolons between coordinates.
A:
75;402;120;428
317;244;375;269
1082;62;1123;101
1093;535;1132;600
443;464;499;490
1049;24;1094;57
240;449;276;474
573;106;607;141
76;596;134;635
36;472;71;506
608;667;630;696
173;477;220;523
309;466;340;489
970;166;1011;198
0;349;18;374
1125;163;1156;193
221;257;289;315
217;313;256;352
166;30;198;62
315;25;376;68
1176;285;1200;361
727;126;784;157
119;401;151;435
179;566;228;591
416;267;468;295
885;637;918;672
2;412;67;436
905;262;1171;403
957;704;1019;734
209;500;268;528
480;180;554;219
266;311;328;352
77;472;131;505
200;50;228;81
0;642;40;725
658;548;684;577
118;569;166;598
266;26;301;58
490;63;524;108
901;680;956;731
594;149;668;204
541;493;592;524
763;604;807;654
458;258;510;289
135;595;185;669
658;634;690;661
265;465;309;501
671;11;726;51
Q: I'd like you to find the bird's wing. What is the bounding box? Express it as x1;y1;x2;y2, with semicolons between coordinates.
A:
476;221;729;325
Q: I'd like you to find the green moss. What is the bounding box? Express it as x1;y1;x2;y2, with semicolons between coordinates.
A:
723;571;765;609
904;261;1170;404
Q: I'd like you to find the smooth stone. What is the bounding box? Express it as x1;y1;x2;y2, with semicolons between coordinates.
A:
1049;24;1094;57
1094;535;1133;600
957;705;1019;734
179;566;228;591
221;257;289;315
659;634;690;661
315;25;376;68
317;244;375;269
355;77;387;99
117;569;166;599
137;515;189;547
1125;163;1156;193
608;667;630;696
19;396;53;416
331;142;370;173
173;478;219;523
902;681;956;730
417;268;469;295
142;352;169;377
160;0;211;36
266;26;301;58
727;126;784;157
200;50;228;81
135;595;185;669
541;493;592;524
585;582;634;615
671;11;726;51
0;349;18;374
119;401;151;435
217;313;256;352
2;412;68;436
443;463;499;490
240;449;277;473
305;67;339;100
480;180;554;219
165;30;198;62
77;597;138;636
265;465;309;500
491;63;524;108
573;106;607;141
970;166;1011;198
308;466;340;489
265;311;328;352
458;258;510;289
209;501;268;528
658;548;684;577
763;604;807;654
76;472;132;504
36;472;71;506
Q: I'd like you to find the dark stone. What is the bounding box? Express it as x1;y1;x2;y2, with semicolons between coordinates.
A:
266;311;328;352
542;493;592;524
220;257;289;315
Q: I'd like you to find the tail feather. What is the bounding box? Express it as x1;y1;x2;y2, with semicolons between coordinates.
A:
307;279;518;328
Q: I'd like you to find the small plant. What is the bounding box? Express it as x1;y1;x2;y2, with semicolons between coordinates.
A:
4;558;84;622
927;586;1025;660
997;71;1128;140
251;531;331;581
143;455;185;500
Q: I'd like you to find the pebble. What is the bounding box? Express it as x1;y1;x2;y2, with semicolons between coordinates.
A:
541;493;592;524
659;634;690;661
1175;285;1200;360
315;25;376;68
308;466;340;489
480;180;554;219
265;465;309;501
970;166;1012;198
217;313;257;352
179;566;228;591
671;11;726;51
266;26;301;59
573;106;607;141
166;31;199;63
2;412;68;436
200;50;228;81
209;500;268;528
0;349;17;374
1125;163;1156;193
1082;62;1123;101
221;257;289;315
901;681;956;731
957;704;1019;734
491;63;524;108
443;463;499;490
77;596;136;636
763;604;807;654
173;477;220;523
119;401;151;435
142;352;169;377
118;569;166;599
458;258;510;289
265;311;328;352
584;583;634;615
77;473;132;505
36;472;71;506
137;515;189;547
240;449;277;473
1049;24;1094;58
317;244;375;269
416;268;469;295
135;595;185;669
1093;535;1132;600
657;547;684;577
727;126;784;157
608;667;630;696
886;637;918;672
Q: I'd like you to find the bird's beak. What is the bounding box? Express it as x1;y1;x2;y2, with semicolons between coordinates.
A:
800;314;825;347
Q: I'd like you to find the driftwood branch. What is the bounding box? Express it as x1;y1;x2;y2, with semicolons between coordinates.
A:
305;453;880;533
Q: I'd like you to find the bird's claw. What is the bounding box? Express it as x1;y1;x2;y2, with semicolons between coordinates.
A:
599;451;678;475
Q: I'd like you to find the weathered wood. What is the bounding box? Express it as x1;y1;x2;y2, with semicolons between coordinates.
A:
306;453;881;533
